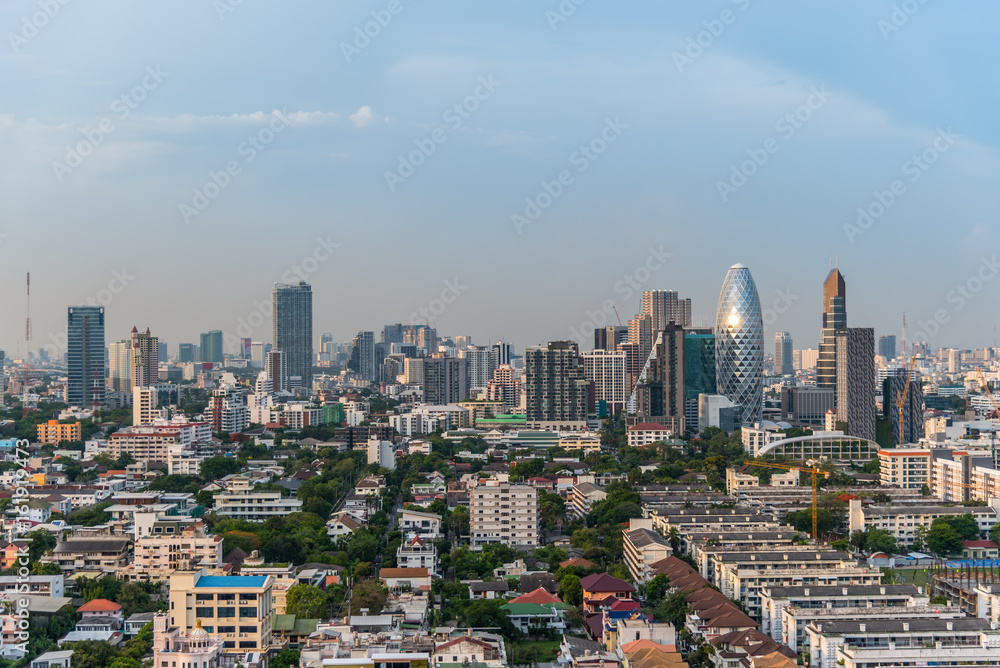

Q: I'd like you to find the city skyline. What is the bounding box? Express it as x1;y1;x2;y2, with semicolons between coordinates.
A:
1;2;998;357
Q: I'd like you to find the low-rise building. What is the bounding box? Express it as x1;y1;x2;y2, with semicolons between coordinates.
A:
623;518;671;584
878;448;931;488
42;537;132;575
214;478;303;521
848;498;1000;545
568;482;606;519
37;421;82;445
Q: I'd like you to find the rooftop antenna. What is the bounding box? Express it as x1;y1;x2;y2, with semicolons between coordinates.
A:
22;271;33;406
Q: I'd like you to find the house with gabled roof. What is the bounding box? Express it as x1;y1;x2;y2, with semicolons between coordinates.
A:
580;573;635;613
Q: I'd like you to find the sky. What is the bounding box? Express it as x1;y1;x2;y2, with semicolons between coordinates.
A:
1;0;999;360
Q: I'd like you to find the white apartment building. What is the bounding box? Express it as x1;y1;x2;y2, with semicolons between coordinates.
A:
848;498;1000;544
582;350;628;416
133;387;161;427
878;449;931;488
214;479;303;521
627;423;675;448
470;482;537;550
108;427;180;464
121;521;223;581
367;438;396;471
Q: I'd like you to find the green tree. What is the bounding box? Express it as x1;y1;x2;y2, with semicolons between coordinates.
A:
655;591;689;628
645;573;669;607
285;583;329;618
559;574;582;606
27;529;57;561
200;456;240;480
934;513;981;541
927;523;963;556
458;600;519;639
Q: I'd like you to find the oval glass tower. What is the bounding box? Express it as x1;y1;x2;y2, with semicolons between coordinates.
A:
715;263;764;426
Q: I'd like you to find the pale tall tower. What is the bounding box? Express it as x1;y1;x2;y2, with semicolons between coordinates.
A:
108;340;132;393
715;264;764;426
272;282;313;390
774;332;794;376
641;290;692;329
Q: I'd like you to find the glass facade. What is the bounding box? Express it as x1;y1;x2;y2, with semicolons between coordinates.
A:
272;282;313;388
714;264;763;426
66;306;105;406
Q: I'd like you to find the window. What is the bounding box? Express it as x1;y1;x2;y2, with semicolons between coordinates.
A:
195;607;214;618
218;594;235;601
203;626;214;633
217;607;236;618
240;607;257;618
196;594;214;601
240;625;256;633
239;642;256;649
240;593;257;601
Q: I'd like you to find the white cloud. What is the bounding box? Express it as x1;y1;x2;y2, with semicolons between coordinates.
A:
349;106;376;128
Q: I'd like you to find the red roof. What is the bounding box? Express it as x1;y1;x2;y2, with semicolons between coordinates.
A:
580;572;636;594
628;423;671;431
610;599;641;612
510;588;562;606
964;540;999;549
78;598;123;612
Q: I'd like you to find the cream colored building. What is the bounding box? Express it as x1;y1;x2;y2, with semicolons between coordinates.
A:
558;433;602;454
878;449;930;489
568;481;606;519
120;521;222;582
623;518;671;584
214;478;303;521
153;612;224;668
470;481;537;550
168;568;276;657
108;426;179;464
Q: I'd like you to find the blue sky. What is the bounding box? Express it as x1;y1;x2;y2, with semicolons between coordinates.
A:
1;0;998;358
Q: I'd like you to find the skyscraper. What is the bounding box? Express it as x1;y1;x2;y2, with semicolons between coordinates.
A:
131;326;159;388
714;264;764;426
524;341;589;425
879;335;897;360
684;329;716;432
594;325;628;352
835;327;876;441
264;349;287;392
636;323;686;433
884;372;924;445
381;324;404;345
66;306;105;407
347;331;376;381
817;269;846;392
108;340;132;393
273;282;313;389
178;343;195;363
641;290;692;329
582;349;628;416
774;332;794;376
423;355;468;404
250;341;265;368
463;346;496;390
492;341;513;367
200;330;223;365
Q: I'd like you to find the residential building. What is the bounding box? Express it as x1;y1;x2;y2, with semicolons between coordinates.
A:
133;387;160;427
524;341;589;429
42;537;131;574
423;355;468;405
715;264;764;425
579;573;635;613
108;340;132;393
0;575;64;598
132;326;160;388
66;305;105;407
568;482;606;519
108;426;179;464
878;449;930;489
636;323;687;433
167;568;275;656
470;482;538;549
641;290;692;329
623;518;671;584
347;331;376;381
367;438;396;471
36;420;81;444
397;509;443;538
627;422;674;447
214;478;303;521
122;521;223;582
848;498;1000;545
582;349;628;416
835;327;876;441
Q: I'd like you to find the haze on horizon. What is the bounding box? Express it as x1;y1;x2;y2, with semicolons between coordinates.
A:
1;0;998;358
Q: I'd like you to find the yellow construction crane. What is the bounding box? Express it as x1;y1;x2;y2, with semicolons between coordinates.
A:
977;369;1000;419
743;460;831;541
897;353;919;445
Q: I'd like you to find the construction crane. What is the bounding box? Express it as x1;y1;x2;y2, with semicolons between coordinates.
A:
896;353;919;446
977;369;1000;465
743;460;830;541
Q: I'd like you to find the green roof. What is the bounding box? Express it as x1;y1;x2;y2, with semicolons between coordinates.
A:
500;602;553;615
273;615;296;631
293;618;318;634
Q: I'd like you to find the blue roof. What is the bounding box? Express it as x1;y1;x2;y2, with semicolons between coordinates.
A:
195;575;267;588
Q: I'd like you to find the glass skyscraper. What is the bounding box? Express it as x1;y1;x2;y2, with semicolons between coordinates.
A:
66;306;105;407
200;330;223;364
817;269;846;392
714;264;763;426
273;282;314;389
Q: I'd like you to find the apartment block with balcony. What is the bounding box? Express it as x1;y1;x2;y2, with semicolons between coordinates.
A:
168;569;277;656
623;518;671;585
806;618;1000;668
42;537;132;575
878;449;931;489
848;498;1000;546
121;522;223;582
214;479;303;521
108;427;180;464
36;421;82;444
470;482;537;550
568;482;606;519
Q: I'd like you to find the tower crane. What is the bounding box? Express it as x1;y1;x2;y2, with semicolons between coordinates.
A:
741;460;831;541
896;353;918;445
